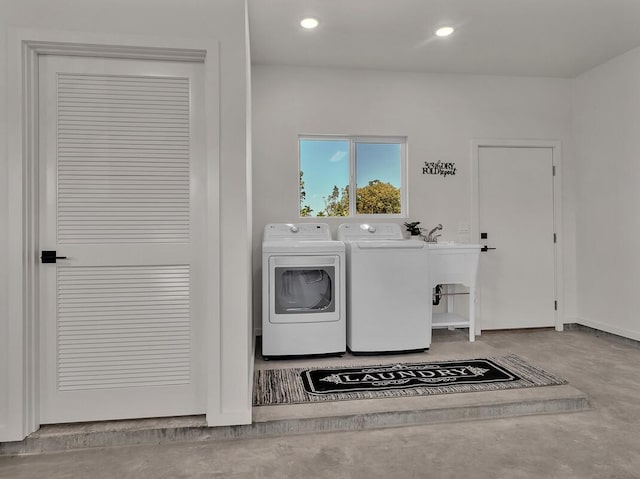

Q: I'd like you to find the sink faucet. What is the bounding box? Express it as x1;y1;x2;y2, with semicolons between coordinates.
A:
425;224;443;243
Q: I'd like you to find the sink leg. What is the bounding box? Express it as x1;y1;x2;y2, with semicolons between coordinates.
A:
469;286;476;342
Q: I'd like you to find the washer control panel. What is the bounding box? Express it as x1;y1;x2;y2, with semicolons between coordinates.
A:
337;223;404;241
264;223;331;241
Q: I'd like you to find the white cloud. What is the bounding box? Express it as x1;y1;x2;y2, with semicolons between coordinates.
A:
329;150;347;163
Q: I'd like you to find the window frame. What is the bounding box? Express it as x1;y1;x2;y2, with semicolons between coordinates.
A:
298;135;408;218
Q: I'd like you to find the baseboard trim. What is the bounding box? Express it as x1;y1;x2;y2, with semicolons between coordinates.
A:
564;321;640;349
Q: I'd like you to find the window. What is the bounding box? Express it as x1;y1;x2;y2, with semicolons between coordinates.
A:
299;136;407;217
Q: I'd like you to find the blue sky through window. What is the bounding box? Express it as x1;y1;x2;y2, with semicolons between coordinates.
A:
300;139;349;215
356;143;401;188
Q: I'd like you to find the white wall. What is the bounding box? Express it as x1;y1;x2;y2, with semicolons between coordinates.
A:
0;0;252;440
0;14;7;442
573;45;640;340
252;65;577;331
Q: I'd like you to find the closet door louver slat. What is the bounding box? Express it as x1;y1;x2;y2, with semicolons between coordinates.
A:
56;73;190;244
56;265;191;391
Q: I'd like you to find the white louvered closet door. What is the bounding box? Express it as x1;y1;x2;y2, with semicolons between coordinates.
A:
38;55;207;423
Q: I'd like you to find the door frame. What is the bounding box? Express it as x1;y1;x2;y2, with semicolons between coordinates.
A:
470;139;564;333
5;28;221;441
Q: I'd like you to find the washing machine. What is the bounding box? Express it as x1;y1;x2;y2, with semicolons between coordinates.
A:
262;223;346;357
337;223;431;354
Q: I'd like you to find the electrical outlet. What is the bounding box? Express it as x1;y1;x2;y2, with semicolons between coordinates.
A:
458;222;470;243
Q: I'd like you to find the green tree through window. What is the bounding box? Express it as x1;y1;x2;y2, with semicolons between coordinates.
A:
323;184;349;217
356;180;401;214
299;171;313;217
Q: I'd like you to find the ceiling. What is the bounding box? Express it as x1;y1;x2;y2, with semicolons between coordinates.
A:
248;0;640;78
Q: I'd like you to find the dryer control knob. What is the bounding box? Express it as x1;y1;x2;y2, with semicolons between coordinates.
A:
368;225;376;233
290;225;299;233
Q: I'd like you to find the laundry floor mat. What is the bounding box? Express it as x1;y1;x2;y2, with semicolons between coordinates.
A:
253;355;567;406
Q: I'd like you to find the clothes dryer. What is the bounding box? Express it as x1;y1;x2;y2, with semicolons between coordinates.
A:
262;223;346;357
337;223;431;353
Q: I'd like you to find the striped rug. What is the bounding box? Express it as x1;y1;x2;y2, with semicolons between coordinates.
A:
253;354;567;406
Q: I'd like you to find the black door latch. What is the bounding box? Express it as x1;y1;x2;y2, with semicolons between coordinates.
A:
480;246;497;252
41;251;67;263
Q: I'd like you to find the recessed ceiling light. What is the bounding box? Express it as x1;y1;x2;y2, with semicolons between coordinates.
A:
435;26;455;37
300;18;319;29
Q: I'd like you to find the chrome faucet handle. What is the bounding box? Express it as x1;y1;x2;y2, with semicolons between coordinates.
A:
425;224;443;242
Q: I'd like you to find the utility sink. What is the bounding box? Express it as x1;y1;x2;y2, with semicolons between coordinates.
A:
427;242;482;341
427;242;482;286
427;241;483;250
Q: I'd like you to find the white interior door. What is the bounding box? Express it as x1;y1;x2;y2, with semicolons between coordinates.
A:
38;55;206;423
477;146;555;330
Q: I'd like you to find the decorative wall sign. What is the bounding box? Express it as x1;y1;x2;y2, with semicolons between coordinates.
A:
423;160;457;177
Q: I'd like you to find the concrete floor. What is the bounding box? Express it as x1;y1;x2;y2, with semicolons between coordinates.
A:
2;327;640;478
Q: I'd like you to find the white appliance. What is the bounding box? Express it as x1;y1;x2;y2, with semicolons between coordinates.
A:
337;223;431;353
262;223;346;357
